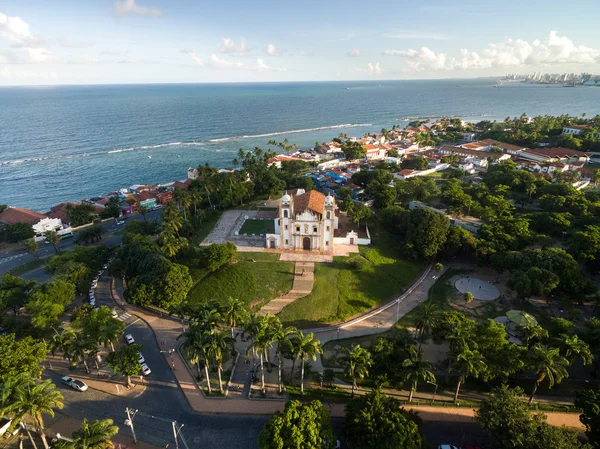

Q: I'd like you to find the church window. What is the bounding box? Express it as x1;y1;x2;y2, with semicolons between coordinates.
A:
313;226;318;233
296;226;300;233
285;225;288;230
285;239;289;244
325;241;329;246
326;226;330;231
283;210;288;218
326;211;331;219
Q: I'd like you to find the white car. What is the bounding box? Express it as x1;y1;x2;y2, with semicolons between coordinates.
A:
89;299;96;306
117;220;125;225
140;363;151;376
111;309;119;318
125;334;135;345
153;204;162;210
61;376;88;392
88;289;95;296
91;281;98;289
97;270;104;276
102;263;108;269
138;352;145;364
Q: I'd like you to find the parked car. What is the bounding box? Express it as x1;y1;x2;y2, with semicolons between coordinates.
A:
111;309;119;318
138;352;145;364
125;334;135;344
91;281;98;289
102;263;108;269
89;299;96;306
140;363;151;376
117;220;125;225
97;270;104;276
61;376;88;392
153;204;162;210
88;289;94;296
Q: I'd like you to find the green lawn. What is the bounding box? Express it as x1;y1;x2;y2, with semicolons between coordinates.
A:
237;252;281;262
186;260;294;311
191;210;224;245
8;258;46;276
239;219;275;235
278;230;423;328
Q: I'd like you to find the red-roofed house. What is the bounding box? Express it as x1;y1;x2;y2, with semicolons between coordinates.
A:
0;207;69;242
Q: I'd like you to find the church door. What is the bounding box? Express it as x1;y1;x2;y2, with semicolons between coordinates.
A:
303;237;311;250
350;238;355;245
269;239;276;249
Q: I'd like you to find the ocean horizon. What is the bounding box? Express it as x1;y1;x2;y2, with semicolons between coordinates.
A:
1;79;599;212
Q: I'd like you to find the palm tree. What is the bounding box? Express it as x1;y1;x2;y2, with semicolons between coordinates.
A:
521;323;549;347
12;379;64;449
295;331;323;394
450;347;486;402
413;300;440;350
207;330;233;394
44;230;60;254
247;327;273;395
159;229;185;259
271;322;297;394
553;334;593;366
178;325;213;394
68;334;96;374
400;347;435;402
72;418;118;449
341;345;372;398
196;307;221;333
222;297;245;338
173;189;191;220
526;345;570;404
189;190;203;216
138;205;148;221
49;328;77;367
243;313;262;366
98;320;125;352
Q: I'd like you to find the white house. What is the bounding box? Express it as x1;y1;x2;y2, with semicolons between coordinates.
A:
32;217;69;242
562;125;588;136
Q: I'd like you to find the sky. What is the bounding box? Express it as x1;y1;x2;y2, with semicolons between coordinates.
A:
1;0;600;85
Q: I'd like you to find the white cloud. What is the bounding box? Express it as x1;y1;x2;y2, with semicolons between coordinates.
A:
0;12;54;63
218;37;248;55
347;49;362;57
0;66;57;80
385;31;600;72
384;32;450;41
208;54;285;72
67;55;98;64
265;43;280;56
182;48;204;66
210;53;245;69
354;62;383;75
114;0;162;17
100;49;121;56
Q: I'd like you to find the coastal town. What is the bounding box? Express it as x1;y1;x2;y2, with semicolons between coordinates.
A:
2;113;600;449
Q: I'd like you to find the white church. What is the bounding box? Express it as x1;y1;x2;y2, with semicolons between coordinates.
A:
265;189;369;253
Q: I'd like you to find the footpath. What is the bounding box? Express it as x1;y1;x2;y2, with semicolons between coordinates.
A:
259;262;314;315
105;273;585;431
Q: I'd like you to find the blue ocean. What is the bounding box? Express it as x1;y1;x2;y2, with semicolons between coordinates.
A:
1;79;600;211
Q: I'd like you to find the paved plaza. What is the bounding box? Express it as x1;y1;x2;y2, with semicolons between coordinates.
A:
455;277;500;300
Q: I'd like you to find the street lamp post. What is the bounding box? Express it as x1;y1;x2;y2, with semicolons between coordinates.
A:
427;381;438;404
125;408;138;444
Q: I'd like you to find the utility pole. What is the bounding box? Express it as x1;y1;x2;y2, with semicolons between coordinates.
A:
172;422;184;449
125;408;138;444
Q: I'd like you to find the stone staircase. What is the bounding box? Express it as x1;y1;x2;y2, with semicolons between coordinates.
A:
259;262;315;315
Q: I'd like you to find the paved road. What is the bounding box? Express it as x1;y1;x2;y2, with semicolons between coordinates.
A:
0;209;163;276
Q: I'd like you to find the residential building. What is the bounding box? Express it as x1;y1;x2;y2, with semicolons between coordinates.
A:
562;125;588;136
187;168;199;179
439;146;512;162
518;147;591;164
0;207;69;242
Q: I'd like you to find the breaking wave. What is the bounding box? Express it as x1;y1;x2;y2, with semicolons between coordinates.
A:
207;123;373;142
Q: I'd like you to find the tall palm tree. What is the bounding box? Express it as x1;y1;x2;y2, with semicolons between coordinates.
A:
271;321;297;394
189;190;203;216
400;347;435;402
450;347;486;402
71;418;118;449
138;205;148;221
98;320;125;352
521;323;549;348
178;325;213;394
68;334;96;374
196;307;221;333
207;330;233;394
295;331;323;395
222;297;245;338
526;345;570;404
413;300;440;350
12;379;64;449
243;313;262;366
247;327;273;395
341;345;372;398
553;334;593;365
49;328;77;367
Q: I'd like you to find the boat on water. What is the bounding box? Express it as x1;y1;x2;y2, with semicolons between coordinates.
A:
148;155;152;159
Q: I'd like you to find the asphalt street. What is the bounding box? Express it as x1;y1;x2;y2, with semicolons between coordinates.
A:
0;209;163;276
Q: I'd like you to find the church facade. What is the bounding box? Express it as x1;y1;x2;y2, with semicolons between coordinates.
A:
265;189;338;252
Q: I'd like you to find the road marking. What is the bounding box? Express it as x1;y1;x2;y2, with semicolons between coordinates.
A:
122;313;131;318
123;318;141;329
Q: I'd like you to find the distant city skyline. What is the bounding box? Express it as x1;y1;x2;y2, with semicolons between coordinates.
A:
1;0;599;85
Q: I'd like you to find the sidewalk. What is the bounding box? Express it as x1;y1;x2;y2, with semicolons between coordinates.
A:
44;353;146;398
259;262;314;315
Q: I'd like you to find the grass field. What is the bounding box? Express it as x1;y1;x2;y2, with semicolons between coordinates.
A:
8;258;46;276
191;210;224;245
239;219;274;235
186;260;294;311
278;229;423;328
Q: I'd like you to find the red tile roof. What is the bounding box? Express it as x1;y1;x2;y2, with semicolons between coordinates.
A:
0;207;47;225
523;147;591;159
293;190;326;216
399;169;416;176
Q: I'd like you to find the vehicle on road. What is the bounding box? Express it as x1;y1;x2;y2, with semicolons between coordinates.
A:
140;363;151;376
125;334;135;344
138;353;145;364
111;309;119;318
91;281;98;289
97;270;104;277
102;263;108;269
88;289;94;296
61;376;89;392
117;220;125;225
153;204;162;210
89;299;96;306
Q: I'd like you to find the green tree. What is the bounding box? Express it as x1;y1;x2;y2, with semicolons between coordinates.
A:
400;347;435;402
11;378;64;449
23;238;39;258
71;418;119;449
464;291;474;306
107;344;143;388
258;400;336;449
222;297;246;338
341;345;372;397
341;141;367;161
575;389;600;448
405;208;450;259
451;347;486;402
65;204;95;227
295;331;323;395
434;262;443;272
526;345;570;404
553;334;593;366
97;319;126;353
344;389;426;449
348;202;373;225
45;230;61;254
0;334;47;381
0;274;36;315
247;322;274;396
208;330;233;394
26;279;76;329
178;325;213;394
201;242;237;272
269;318;297;394
413;300;441;350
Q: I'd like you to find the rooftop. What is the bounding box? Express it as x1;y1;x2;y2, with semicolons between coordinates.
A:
0;207;47;225
293;190;326;216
